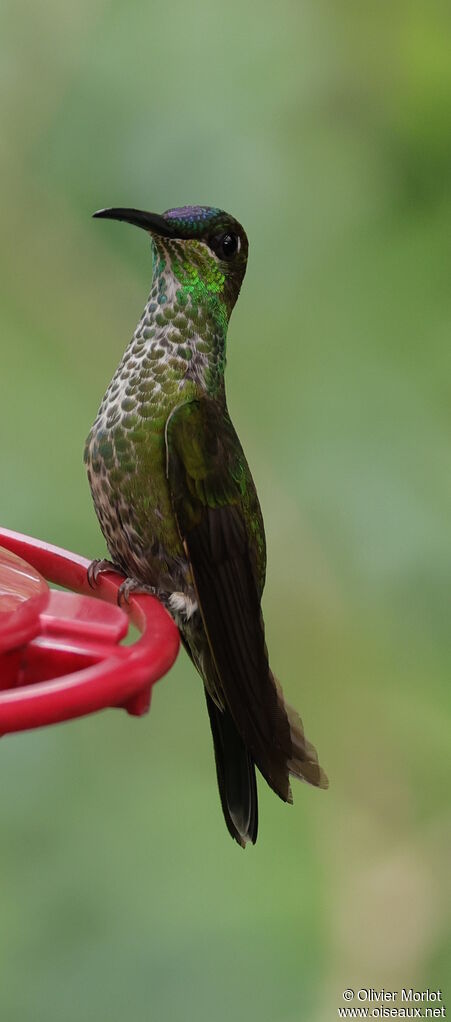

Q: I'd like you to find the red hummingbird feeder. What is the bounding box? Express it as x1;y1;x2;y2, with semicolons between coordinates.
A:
0;527;179;735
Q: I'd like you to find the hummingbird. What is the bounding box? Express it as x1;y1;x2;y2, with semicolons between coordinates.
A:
85;204;328;846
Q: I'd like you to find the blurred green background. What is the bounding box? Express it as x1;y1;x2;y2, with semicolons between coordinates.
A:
0;1;450;1019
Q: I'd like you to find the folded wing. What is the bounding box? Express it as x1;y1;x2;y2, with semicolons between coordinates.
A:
166;397;327;803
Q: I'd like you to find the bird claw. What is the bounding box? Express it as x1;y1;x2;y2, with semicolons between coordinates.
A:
87;558;121;588
117;578;163;607
88;562;168;608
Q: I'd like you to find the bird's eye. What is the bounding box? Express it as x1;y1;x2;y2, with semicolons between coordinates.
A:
210;232;240;260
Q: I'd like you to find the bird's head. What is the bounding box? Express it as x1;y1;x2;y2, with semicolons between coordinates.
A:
93;204;249;328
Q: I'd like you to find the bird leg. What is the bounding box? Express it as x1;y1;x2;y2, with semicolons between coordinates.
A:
87;560;169;608
117;577;169;608
87;558;123;588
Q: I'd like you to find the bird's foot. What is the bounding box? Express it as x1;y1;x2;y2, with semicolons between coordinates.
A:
117;577;168;608
87;558;122;588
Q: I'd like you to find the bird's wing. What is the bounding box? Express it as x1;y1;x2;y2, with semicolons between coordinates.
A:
165;397;326;801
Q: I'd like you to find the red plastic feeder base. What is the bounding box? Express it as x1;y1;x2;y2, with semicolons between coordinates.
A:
0;527;180;735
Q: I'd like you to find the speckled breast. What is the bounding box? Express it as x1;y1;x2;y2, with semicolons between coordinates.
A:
85;342;199;591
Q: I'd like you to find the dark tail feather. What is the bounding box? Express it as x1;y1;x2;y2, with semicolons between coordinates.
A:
272;673;329;796
205;690;258;848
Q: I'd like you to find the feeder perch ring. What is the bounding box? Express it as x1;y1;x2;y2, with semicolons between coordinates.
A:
0;527;180;735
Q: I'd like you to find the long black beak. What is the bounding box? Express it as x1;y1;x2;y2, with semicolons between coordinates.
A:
93;207;176;238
